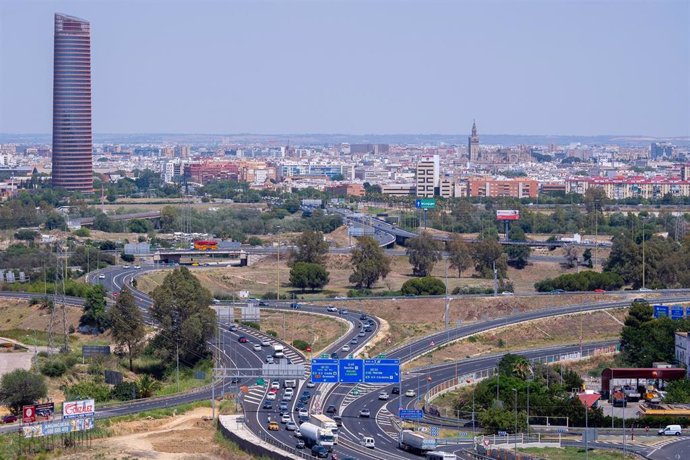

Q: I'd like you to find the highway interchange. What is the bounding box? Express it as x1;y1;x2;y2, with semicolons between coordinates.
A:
3;264;690;458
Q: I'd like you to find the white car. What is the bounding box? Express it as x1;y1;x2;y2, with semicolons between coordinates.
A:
134;265;141;269
284;387;294;396
405;389;416;397
342;345;351;352
253;344;262;352
123;265;130;269
266;392;276;401
282;393;292;401
326;306;338;312
378;392;389;400
298;408;309;418
306;381;316;388
98;274;106;279
271;381;280;390
281;414;291;424
261;339;271;347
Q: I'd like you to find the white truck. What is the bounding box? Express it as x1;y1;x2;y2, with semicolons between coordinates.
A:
399;429;437;454
272;343;285;358
309;414;339;444
299;422;335;450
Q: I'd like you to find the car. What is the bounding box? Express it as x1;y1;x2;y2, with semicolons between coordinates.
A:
633;298;649;303
330;352;339;359
639;287;653;292
326;306;338;312
350;338;358;344
98;274;106;279
261;339;271;347
133;265;141;269
228;324;238;332
342;345;351;352
286;421;298;431
266;392;276;401
259;301;269;306
238;336;248;343
295;440;305;449
294;403;304;412
358;330;366;337
299;408;309;418
378;391;389;400
284;387;294;396
339;309;349;315
405;389;416;397
123;265;130;269
325;405;337;415
658;424;682;436
1;414;18;424
550;289;565;294
268;421;280;431
271;381;280;390
311;445;329;458
279;402;288;412
230;377;240;384
391;387;400;394
266;356;274;364
282;393;293;401
302;391;311;399
593;288;606;293
290;302;301;309
359;314;368;320
364;326;372;333
360;436;375;449
263;401;273;410
500;291;514;296
281;414;291;424
253;344;262;352
306;381;316;388
359;408;371;418
294;429;303;438
333;415;342;426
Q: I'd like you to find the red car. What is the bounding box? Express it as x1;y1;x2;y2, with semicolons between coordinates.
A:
238;336;248;343
593;289;606;293
2;415;18;424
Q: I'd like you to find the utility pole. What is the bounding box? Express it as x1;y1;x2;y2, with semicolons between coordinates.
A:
642;221;646;289
176;342;180;392
513;388;518;457
492;261;498;296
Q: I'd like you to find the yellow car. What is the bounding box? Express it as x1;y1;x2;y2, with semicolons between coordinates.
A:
268;421;280;431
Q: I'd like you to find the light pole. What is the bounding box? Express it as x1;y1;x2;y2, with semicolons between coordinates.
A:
513;388;518;457
642;219;646;290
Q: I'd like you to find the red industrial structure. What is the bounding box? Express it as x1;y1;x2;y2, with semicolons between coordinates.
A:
601;368;686;396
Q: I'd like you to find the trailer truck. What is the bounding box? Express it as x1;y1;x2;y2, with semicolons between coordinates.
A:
309;414;339;444
399;429;437;454
299;422;335;450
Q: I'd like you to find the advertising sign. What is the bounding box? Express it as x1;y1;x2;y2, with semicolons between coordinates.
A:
415;199;436;210
496;210;520;221
62;399;95;419
35;403;55;422
23;405;36;424
22;416;94;438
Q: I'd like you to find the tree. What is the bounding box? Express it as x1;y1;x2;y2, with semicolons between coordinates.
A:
504;226;531;269
563;245;580;268
289;262;330;292
406;231;441;277
44;211;66;230
14;229;38;241
400;276;446;296
0;369;47;415
288;231;329;267
110;287;146;371
447;235;472;277
137;374;161;398
584;186;607;213
80;285;110;332
149;267;216;365
349;236;391;288
498;353;531;378
472;239;508;279
583;248;593;268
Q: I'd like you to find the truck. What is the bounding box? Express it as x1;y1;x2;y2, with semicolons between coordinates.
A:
272;344;285;358
622;385;641;402
611;389;627;407
299;422;335;450
309;414;339;444
399;429;437;454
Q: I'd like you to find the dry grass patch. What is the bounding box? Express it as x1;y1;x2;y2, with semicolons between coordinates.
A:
260;309;348;354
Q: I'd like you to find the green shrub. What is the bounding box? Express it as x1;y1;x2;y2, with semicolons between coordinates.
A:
266;330;278;337
241;321;260;331
401;276;446;296
292;339;309;351
64;381;112;402
111;381;139;401
40;359;67;377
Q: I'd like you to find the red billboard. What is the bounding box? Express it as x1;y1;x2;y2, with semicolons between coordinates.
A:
22;405;36;424
496;210;520;221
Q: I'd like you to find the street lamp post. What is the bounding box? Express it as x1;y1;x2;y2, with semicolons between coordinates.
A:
513;388;518;457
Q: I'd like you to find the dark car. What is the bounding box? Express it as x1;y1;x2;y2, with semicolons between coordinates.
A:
238;336;248;343
359;314;368;320
302;391;311;398
311;445;329;458
263;401;273;410
259;301;269;306
1;414;18;424
295;440;305;449
391;387;400;394
330;352;339;359
326;405;337;415
333;415;342;427
290;302;301;309
230;377;240;384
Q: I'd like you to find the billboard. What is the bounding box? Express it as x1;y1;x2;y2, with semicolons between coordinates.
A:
496;210;520;221
22;416;94;438
62;399;95;419
23;405;36;424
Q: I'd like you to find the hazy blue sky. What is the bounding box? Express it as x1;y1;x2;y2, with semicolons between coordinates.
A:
1;0;688;137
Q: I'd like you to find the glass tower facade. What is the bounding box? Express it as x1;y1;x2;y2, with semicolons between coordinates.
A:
52;13;93;191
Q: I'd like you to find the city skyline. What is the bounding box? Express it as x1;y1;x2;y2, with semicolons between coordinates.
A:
1;0;688;137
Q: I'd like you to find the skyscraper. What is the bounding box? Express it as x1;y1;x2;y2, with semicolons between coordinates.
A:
468;120;479;162
52;13;93;191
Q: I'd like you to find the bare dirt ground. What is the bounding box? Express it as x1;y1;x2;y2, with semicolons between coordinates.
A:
407;308;628;369
60;407;252;460
0;298;82;332
259;309;348;354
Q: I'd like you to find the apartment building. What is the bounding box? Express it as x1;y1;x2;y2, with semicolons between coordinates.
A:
468;178;538;198
565;176;690;200
416;155;439;197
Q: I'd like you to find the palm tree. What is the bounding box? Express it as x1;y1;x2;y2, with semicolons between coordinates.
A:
137;374;161;398
512;360;532;380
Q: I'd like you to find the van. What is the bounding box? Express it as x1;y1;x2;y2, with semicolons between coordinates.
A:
658;425;682;436
360;436;375;448
284;379;296;388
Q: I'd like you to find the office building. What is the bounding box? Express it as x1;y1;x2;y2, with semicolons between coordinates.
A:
468;120;480;162
651;142;673;160
416;155;440;197
52;13;93;191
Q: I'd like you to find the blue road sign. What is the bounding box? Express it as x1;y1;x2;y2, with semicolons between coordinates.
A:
311;359;339;383
399;409;423;420
431;426;440;437
363;359;400;384
686;306;690;318
653;305;669;319
338;359;364;383
671;305;685;320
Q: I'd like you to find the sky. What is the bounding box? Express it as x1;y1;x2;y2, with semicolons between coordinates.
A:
0;0;688;137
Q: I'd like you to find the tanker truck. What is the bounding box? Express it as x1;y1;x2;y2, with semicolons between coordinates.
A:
299;422;335;450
